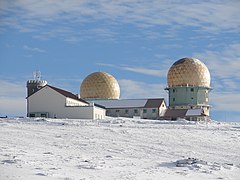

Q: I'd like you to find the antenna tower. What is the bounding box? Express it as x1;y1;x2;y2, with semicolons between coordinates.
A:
33;70;41;81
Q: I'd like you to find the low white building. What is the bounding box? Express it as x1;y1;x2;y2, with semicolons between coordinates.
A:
26;85;105;120
89;98;167;119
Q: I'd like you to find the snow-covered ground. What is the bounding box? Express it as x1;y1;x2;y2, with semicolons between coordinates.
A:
0;117;239;180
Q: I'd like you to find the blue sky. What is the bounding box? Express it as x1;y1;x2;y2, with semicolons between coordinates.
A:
0;0;239;121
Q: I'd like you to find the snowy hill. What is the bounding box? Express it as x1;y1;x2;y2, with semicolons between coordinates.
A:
0;117;240;180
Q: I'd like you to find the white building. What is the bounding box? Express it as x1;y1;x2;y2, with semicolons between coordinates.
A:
90;98;167;119
26;85;105;120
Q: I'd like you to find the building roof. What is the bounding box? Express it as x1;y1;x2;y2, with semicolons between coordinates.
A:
88;98;165;109
185;109;203;116
164;108;206;118
47;85;89;104
27;84;107;109
144;99;165;108
164;109;188;118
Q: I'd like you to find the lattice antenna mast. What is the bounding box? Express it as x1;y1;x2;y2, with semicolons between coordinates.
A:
33;70;41;81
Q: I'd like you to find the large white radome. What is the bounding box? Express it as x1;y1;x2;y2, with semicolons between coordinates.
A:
167;57;211;88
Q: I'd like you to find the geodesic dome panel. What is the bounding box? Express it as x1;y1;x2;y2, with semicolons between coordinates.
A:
167;58;210;88
80;72;120;99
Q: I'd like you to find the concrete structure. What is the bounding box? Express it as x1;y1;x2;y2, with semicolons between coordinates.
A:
27;71;47;97
80;72;120;100
91;98;166;119
26;85;105;120
27;80;47;97
165;57;212;121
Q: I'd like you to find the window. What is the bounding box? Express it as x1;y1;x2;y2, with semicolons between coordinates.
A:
173;98;175;101
152;109;156;113
162;104;165;107
134;109;138;114
29;114;35;117
143;109;147;113
125;109;129;114
191;88;194;92
41;114;47;117
173;89;176;93
116;109;120;113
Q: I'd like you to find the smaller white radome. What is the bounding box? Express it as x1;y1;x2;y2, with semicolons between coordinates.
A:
80;72;120;100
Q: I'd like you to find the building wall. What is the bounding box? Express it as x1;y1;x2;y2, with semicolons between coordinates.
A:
168;86;210;107
28;86;65;118
93;106;106;120
202;106;210;116
66;97;88;106
26;80;47;97
106;102;166;119
159;101;167;116
142;108;159;119
61;106;105;120
27;86;105;119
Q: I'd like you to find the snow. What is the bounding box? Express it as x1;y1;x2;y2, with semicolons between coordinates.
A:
0;117;240;180
185;109;202;116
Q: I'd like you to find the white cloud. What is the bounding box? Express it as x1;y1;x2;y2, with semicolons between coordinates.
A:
90;28;117;40
97;63;166;77
1;1;240;40
194;43;240;90
119;79;167;100
0;80;26;97
211;93;240;112
23;45;46;53
0;80;26;116
96;63;116;68
122;67;164;77
0;97;26;117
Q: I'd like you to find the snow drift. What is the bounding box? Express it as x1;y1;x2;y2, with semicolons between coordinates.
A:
0;117;239;180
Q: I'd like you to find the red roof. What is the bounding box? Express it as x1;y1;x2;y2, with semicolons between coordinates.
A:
47;85;88;104
27;84;88;104
144;98;165;108
164;109;188;118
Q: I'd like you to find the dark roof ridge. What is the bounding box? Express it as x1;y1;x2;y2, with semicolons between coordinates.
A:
47;85;88;104
117;98;164;100
144;98;165;108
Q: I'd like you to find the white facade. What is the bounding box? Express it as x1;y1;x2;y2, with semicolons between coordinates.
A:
106;107;166;119
27;85;105;120
90;99;167;119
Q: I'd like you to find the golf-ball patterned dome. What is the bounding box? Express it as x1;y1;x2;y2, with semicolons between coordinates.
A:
80;72;120;99
167;57;210;88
